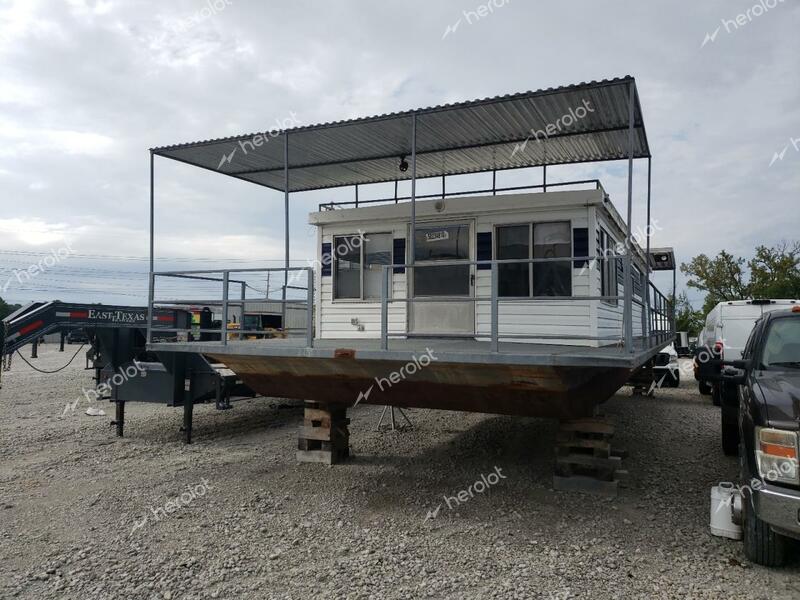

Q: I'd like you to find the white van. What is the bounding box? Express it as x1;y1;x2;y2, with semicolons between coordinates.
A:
696;299;799;402
699;299;799;361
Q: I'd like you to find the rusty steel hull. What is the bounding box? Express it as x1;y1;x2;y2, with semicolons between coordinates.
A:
207;353;632;419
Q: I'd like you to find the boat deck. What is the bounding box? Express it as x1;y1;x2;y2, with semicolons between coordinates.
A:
149;336;671;369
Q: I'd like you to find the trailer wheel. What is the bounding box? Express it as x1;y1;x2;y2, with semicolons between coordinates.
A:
743;496;788;567
721;405;739;456
699;380;712;396
668;370;680;388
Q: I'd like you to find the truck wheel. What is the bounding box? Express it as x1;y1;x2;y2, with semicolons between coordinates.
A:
698;380;711;395
721;405;739;456
711;384;722;406
743;497;787;567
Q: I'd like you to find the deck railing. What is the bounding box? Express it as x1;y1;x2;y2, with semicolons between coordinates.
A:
147;267;314;347
146;256;674;355
319;179;606;211
378;255;674;353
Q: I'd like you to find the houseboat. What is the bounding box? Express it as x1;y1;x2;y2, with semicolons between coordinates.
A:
144;76;675;461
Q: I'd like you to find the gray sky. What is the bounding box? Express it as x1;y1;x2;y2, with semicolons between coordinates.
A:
1;0;798;307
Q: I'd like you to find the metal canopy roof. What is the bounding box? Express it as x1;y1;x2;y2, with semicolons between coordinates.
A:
152;76;649;193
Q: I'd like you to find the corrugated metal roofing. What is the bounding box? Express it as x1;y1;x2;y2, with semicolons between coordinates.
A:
152;76;649;193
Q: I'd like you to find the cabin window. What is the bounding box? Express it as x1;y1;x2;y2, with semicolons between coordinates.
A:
632;265;643;298
363;234;393;299
599;229;618;306
413;224;471;296
496;222;572;298
333;233;392;300
333;235;362;299
532;222;571;296
497;225;530;297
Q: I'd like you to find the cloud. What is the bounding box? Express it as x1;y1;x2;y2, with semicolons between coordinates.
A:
0;0;797;308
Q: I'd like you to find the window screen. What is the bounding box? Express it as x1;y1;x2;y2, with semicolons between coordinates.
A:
333;235;361;299
496;225;530;297
414;225;469;261
413;224;470;297
600;229;618;305
532;222;571;297
363;234;392;300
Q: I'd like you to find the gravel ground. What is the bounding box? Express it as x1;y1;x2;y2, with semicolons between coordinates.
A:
1;346;799;599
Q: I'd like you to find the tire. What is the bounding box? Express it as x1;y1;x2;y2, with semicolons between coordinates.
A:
743;496;788;567
668;370;680;388
721;405;739;456
699;380;712;396
711;384;722;406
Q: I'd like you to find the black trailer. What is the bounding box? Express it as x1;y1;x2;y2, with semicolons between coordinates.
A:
1;301;254;442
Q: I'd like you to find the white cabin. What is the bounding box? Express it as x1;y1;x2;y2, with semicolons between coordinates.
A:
309;186;649;347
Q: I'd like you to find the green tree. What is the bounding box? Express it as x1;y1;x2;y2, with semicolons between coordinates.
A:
748;241;800;300
0;297;21;321
680;242;800;315
673;291;704;335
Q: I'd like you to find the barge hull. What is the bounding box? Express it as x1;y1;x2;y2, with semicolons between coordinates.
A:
207;354;632;419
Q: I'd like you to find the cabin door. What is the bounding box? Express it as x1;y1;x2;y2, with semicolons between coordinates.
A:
409;222;475;335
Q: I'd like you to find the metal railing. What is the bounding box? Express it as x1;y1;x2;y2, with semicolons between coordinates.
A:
319;179;605;211
147;267;314;347
145;257;674;356
378;254;674;353
647;280;675;342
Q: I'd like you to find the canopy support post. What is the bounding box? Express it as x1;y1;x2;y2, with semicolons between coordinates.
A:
623;81;635;354
410;113;417;265
645;157;652;342
282;133;289;332
543;165;547;192
147;150;154;345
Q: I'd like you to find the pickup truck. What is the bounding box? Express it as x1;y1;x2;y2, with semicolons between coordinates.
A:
722;307;800;566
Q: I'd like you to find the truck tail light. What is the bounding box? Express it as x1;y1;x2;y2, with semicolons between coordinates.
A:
714;340;724;360
756;428;799;485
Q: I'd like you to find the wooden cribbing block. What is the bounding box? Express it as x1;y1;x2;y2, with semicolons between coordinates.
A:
297;401;350;465
553;417;625;497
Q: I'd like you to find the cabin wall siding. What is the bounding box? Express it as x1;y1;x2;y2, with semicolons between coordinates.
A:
594;212;647;343
313;191;653;346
